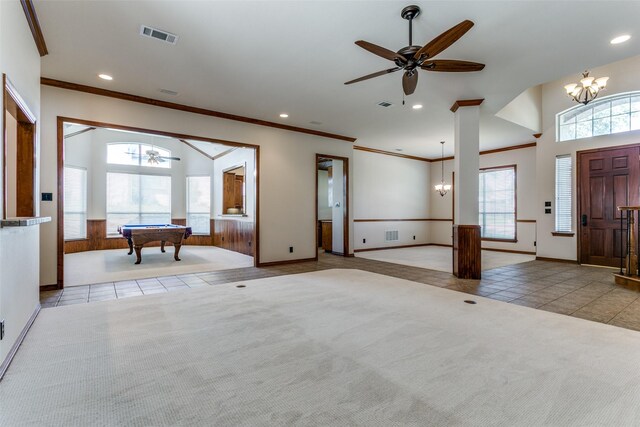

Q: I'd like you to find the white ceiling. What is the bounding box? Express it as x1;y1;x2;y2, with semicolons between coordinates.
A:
35;1;640;157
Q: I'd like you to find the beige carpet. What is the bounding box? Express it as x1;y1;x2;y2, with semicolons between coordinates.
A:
356;245;535;272
64;246;254;286
3;269;640;425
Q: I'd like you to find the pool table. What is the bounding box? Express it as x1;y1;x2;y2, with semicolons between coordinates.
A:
118;224;192;264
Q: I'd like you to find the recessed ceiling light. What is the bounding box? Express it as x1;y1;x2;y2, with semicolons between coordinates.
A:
98;74;113;81
412;104;423;109
279;113;289;118
611;35;631;44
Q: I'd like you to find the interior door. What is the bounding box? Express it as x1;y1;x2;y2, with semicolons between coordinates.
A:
579;146;640;266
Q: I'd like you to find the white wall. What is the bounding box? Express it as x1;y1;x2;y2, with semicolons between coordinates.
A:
317;170;331;220
352;150;431;250
428;146;537;254
65;127;216;222
0;0;42;365
537;55;640;260
39;86;354;283
5;112;17;217
212;147;255;220
331;159;344;254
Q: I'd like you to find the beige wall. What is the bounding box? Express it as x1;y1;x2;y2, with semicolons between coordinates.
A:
537;55;640;261
39;86;354;284
0;0;42;365
428;146;537;254
352;149;431;250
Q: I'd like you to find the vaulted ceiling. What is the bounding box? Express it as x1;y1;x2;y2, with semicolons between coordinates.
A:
35;1;640;157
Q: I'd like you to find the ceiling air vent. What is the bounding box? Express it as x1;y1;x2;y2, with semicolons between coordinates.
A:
377;101;394;108
140;25;178;45
159;88;178;96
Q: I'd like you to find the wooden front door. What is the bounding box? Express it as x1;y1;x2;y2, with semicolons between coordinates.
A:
579;146;640;266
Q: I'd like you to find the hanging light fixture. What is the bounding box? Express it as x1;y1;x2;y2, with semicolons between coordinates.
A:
434;141;451;197
564;70;609;105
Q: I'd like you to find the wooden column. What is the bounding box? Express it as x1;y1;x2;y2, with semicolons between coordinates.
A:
453;225;481;279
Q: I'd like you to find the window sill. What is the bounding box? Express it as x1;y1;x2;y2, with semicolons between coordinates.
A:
481;238;517;243
551;231;575;237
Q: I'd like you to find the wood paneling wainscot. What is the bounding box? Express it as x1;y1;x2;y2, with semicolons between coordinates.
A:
453;225;481;279
64;219;217;253
214;219;254;256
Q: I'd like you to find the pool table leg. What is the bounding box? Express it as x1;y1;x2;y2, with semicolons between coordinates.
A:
127;238;133;255
161;241;166;253
134;245;143;264
174;243;182;261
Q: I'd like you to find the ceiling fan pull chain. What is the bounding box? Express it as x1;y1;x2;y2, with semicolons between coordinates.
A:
402;91;405;106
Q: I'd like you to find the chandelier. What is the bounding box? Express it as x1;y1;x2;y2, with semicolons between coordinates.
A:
434;141;451;197
564;71;609;105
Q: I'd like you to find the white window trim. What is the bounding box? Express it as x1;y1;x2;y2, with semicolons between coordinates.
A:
556;90;640;142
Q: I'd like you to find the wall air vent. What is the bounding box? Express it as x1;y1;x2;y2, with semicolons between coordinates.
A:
385;230;399;242
140;25;178;45
377;101;394;108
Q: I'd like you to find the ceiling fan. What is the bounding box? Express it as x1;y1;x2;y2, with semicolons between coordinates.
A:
345;5;485;96
126;149;181;164
145;150;181;164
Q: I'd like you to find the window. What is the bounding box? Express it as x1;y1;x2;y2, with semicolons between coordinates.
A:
557;91;640;142
555;155;572;232
64;166;87;240
106;172;171;235
186;176;211;234
479;166;516;240
107;142;172;168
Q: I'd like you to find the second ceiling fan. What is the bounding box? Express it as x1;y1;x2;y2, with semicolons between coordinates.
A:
345;5;484;96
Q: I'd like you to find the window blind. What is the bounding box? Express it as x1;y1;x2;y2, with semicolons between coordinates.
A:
64;166;87;240
186;176;211;235
479;166;516;240
106;172;172;235
555;155;572;232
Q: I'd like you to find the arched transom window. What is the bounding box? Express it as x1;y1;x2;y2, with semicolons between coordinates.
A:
557;91;640;142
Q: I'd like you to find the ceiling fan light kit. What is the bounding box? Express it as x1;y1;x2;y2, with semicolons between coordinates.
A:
345;5;485;96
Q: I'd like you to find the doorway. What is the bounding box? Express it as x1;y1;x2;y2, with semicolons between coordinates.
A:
578;144;640;266
316;154;349;256
57;118;260;288
3;74;37;219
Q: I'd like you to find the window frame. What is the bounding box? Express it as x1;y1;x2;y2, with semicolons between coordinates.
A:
105;171;173;237
554;154;574;236
106;142;173;169
556;91;640;142
186;174;211;235
63;165;88;241
479;164;518;243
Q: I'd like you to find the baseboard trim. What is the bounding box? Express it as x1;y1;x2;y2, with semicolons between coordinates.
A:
257;257;317;267
482;248;536;255
354;243;431;253
427;243;453;248
39;284;60;291
0;303;41;381
535;256;578;264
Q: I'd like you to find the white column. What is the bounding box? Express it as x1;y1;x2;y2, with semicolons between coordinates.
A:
453;104;481;225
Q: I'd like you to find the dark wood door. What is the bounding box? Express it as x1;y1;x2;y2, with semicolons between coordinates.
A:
579;146;640;266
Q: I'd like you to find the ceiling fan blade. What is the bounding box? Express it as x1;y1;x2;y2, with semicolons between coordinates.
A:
421;60;485;72
414;20;474;60
402;71;418;96
159;156;181;161
345;67;402;85
355;40;407;63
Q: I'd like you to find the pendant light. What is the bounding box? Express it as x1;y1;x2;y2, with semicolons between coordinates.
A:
434;141;451;196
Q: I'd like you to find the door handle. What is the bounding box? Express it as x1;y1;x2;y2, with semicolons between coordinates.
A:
582;214;588;227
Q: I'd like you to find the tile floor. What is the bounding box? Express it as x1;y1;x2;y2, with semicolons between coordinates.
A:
41;252;640;332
